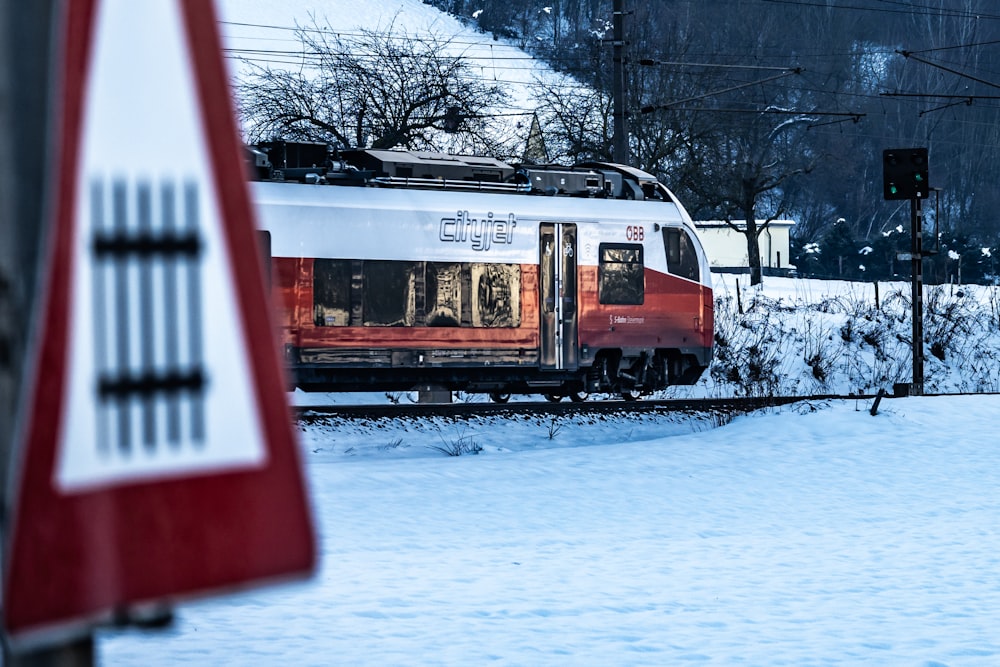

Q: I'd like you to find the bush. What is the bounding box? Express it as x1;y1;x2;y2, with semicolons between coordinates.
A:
697;279;1000;397
428;430;483;456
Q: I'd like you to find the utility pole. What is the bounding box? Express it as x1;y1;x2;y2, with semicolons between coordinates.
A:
1;0;95;662
611;0;628;165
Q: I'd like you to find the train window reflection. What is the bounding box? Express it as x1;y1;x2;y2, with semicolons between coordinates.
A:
363;260;418;326
426;262;462;326
313;258;351;326
316;259;521;328
599;244;644;305
471;263;521;327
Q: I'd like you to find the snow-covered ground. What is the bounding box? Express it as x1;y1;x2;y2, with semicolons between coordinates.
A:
99;391;1000;665
97;268;1000;665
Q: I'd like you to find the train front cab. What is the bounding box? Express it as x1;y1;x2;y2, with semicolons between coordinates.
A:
558;219;712;401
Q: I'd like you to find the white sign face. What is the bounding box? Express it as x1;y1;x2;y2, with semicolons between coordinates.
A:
55;0;267;491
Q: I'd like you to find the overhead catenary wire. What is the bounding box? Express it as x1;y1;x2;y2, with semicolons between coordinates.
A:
761;0;1000;20
897;49;1000;91
638;58;798;72
222;10;995;127
639;69;804;112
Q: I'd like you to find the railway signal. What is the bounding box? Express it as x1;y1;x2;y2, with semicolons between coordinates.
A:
883;147;929;200
3;0;315;649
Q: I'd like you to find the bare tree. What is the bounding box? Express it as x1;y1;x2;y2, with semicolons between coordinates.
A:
236;17;516;154
529;75;613;162
679;112;816;286
528;4;697;172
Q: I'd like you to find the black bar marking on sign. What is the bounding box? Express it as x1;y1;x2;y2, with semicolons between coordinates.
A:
91;177;205;458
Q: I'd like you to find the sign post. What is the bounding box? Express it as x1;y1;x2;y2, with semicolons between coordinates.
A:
3;0;315;651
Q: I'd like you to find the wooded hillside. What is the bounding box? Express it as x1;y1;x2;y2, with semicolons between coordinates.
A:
423;0;1000;283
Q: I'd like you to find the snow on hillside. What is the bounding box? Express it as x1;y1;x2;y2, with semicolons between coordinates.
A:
218;0;565;132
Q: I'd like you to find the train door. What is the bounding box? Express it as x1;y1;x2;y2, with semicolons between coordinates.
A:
539;223;579;371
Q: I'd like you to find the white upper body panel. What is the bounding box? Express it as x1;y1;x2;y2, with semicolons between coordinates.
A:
251;181;712;287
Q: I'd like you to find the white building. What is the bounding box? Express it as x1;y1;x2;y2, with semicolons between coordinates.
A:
694;219;796;275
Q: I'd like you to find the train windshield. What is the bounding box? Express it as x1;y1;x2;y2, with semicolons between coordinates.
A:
663;228;700;281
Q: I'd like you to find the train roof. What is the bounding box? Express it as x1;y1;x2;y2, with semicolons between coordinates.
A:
342;149;515;182
246;144;685;204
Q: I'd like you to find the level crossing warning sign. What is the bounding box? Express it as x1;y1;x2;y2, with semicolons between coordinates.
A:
3;0;315;644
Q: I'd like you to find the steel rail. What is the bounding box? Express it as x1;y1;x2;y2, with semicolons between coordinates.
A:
294;393;885;423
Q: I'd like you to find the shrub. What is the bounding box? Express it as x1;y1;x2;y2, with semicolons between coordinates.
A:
428;430;483;456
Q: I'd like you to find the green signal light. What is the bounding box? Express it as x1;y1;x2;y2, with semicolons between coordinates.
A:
889;184;898;194
914;172;924;182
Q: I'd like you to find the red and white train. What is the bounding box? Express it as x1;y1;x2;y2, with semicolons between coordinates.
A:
250;144;713;401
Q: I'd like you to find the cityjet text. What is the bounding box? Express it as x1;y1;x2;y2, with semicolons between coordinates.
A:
439;211;517;251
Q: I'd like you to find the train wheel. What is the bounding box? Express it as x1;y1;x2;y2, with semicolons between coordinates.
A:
621;389;641;401
569;392;589;403
489;392;511;404
543;394;564;403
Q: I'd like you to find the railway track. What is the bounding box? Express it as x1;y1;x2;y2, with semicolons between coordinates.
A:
294;393;881;423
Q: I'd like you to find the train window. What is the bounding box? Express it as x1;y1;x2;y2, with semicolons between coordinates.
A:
426;262;462;326
540;230;556;314
664;228;700;281
471;263;521;327
313;258;351;326
363;260;418;326
561;227;577;308
257;230;272;290
599;244;644;305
